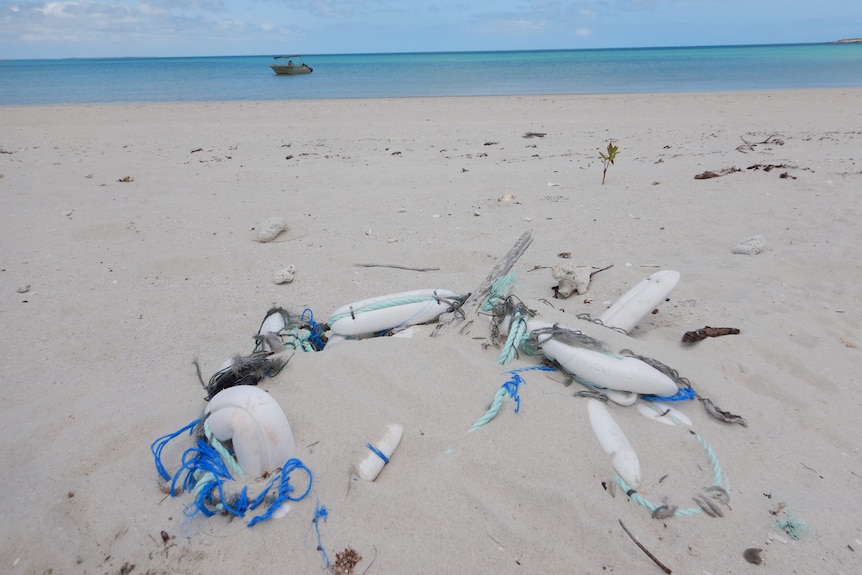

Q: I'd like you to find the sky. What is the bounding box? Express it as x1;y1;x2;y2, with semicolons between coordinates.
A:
0;0;860;60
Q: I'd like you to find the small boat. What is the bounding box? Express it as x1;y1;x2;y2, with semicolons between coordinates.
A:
271;55;313;75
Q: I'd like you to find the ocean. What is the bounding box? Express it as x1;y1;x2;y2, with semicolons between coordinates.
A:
1;43;861;105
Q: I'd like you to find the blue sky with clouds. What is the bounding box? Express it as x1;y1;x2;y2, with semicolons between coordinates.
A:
1;1;860;59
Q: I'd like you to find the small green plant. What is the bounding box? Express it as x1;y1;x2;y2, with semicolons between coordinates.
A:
599;141;619;185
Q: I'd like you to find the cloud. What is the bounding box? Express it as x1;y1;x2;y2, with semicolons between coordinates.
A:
1;1;262;55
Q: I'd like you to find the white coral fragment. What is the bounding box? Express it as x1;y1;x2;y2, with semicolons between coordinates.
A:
731;235;765;255
551;263;591;298
272;264;296;285
255;217;289;242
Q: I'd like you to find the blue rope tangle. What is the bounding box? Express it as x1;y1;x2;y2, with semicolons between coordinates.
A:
151;419;313;526
469;365;555;432
301;308;326;351
312;502;331;569
151;418;200;481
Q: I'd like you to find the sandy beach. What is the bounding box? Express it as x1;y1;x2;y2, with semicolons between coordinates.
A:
2;89;861;574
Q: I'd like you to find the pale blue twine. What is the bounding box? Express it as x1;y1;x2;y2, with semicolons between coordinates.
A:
469;366;555;432
481;274;518;312
327;292;462;325
281;327;319;352
613;428;729;518
497;312;529;365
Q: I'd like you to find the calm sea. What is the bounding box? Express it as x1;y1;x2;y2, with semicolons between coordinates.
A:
1;43;861;105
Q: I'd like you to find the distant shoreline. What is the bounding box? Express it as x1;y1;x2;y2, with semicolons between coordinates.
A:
834;37;862;43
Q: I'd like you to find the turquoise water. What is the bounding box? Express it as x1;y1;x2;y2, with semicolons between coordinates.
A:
1;43;861;105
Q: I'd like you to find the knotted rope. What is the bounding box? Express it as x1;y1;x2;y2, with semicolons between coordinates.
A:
469;365;555;432
150;418;313;526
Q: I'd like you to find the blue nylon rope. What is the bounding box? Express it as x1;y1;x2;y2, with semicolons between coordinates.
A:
366;443;389;464
151;418;200;481
641;386;696;402
311;502;331;569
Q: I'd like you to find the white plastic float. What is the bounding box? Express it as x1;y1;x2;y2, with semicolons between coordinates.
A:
527;320;678;397
327;289;463;337
356;423;403;481
599;269;680;333
587;398;642;488
204;385;296;478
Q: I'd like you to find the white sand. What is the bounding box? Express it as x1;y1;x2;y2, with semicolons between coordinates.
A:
1;90;861;574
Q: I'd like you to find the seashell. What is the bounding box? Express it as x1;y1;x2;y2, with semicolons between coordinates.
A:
551;263;591;298
731;235;765;255
255;217;289;242
499;193;516;202
743;547;763;565
272;264;296;285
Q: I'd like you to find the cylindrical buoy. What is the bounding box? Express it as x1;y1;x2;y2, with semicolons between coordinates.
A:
204;385;296;478
357;423;403;481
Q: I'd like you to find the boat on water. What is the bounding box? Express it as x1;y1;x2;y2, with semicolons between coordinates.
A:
271;55;313;75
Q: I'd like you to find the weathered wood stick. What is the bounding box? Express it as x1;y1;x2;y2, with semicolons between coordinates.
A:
353;263;440;272
431;231;533;337
619;519;672;574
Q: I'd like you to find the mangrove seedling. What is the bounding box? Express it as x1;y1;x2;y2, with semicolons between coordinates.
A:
599;141;619;185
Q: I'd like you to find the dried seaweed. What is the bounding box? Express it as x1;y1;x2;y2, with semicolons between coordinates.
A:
682;326;740;343
699;397;748;428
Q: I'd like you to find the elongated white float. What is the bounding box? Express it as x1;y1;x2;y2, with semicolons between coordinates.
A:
587;399;642;488
599;269;680;333
528;320;678;397
327;289;463;337
204;386;296;478
356;423;403;481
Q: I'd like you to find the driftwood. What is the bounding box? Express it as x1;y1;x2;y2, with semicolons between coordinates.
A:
682;326;740;342
619;519;672;574
431;231;533;337
353;263;440;272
